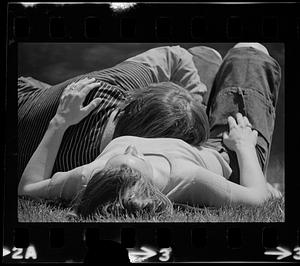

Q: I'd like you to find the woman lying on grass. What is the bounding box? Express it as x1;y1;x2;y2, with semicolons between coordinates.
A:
18;43;282;218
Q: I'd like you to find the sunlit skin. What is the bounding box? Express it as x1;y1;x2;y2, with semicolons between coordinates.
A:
17;44;283;208
104;145;154;180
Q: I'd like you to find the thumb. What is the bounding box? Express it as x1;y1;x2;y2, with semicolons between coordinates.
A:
81;98;101;115
223;131;229;140
252;129;258;140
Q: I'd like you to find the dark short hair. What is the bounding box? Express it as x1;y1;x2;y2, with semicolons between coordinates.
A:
72;166;173;218
114;82;209;146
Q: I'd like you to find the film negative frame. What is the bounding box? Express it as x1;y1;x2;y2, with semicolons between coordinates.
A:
3;2;300;264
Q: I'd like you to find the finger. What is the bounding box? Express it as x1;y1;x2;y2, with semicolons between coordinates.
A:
65;82;75;92
269;183;282;198
76;77;93;84
222;131;229;140
236;113;245;126
252;130;258;143
228;116;238;130
76;77;96;91
81;98;101;115
81;82;102;95
243;116;252;127
68;81;75;87
275;189;282;198
252;130;258;137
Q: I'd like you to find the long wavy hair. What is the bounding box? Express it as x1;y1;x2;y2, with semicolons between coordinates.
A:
72;166;173;218
114;82;210;146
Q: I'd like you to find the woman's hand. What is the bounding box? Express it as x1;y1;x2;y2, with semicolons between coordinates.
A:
223;113;258;152
266;182;282;199
54;78;102;127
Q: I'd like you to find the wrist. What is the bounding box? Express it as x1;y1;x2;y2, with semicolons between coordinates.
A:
234;142;256;153
50;115;69;130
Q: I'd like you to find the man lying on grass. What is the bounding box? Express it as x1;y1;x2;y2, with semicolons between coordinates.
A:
18;43;282;219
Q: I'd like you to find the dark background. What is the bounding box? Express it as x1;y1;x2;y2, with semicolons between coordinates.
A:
18;43;284;184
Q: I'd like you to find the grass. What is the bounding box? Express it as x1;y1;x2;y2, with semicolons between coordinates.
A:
18;195;284;223
18;161;285;223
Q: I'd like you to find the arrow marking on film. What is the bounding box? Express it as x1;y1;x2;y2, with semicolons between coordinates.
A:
128;246;157;262
264;246;292;260
3;247;11;257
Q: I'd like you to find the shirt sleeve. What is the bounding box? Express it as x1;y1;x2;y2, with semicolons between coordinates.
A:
125;46;207;98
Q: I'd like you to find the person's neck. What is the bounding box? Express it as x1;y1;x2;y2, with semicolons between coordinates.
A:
145;154;171;191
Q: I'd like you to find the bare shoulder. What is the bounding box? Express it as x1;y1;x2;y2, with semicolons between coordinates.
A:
81;159;106;181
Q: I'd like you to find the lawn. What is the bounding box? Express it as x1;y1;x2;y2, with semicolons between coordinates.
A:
18;195;284;223
17;42;285;223
18;162;285;223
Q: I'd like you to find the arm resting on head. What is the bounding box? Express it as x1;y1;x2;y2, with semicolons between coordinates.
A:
18;117;68;198
18;78;102;199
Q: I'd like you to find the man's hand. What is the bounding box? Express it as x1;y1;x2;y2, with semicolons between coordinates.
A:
54;78;102;127
223;113;258;152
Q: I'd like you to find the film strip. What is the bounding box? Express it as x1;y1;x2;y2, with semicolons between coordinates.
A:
3;2;300;264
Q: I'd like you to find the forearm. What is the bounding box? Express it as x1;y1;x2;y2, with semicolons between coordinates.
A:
19;116;68;189
236;144;268;195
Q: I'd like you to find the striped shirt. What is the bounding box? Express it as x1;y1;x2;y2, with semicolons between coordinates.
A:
18;61;155;180
18;45;206;180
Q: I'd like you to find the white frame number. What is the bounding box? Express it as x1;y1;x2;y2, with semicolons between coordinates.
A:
159;247;172;262
294;246;300;260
